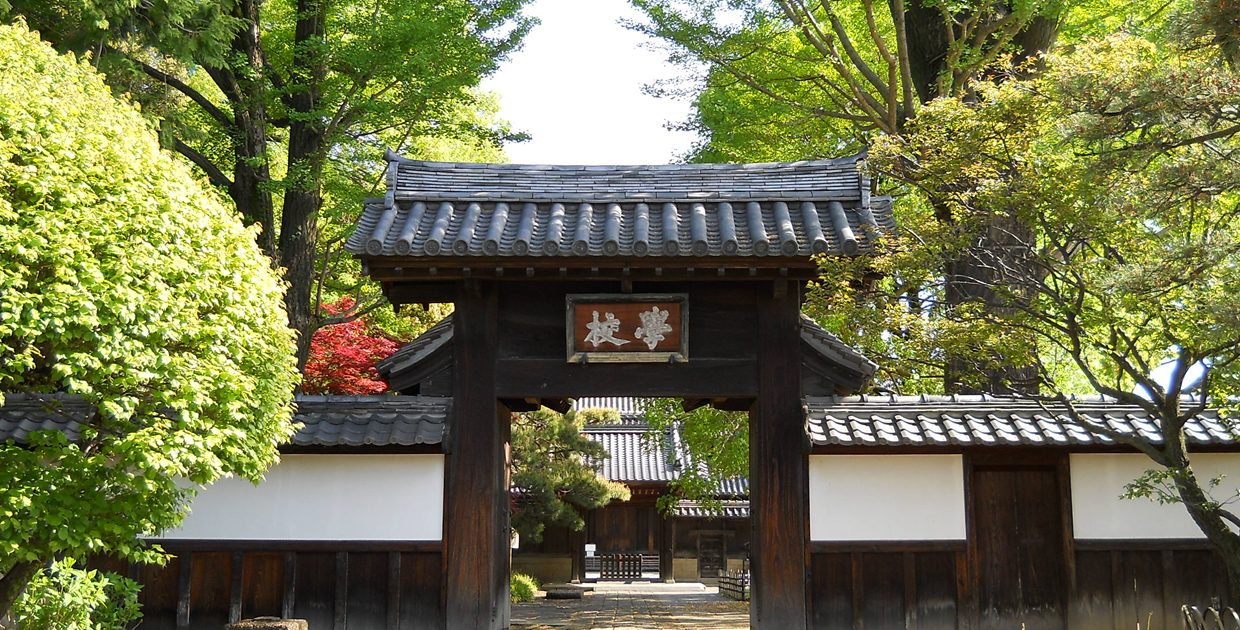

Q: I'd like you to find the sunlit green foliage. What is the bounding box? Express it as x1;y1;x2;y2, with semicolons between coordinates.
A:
577;407;623;425
866;28;1240;583
0;18;298;602
871;33;1240;402
509;573;539;603
5;0;534;366
11;558;142;630
640;399;748;515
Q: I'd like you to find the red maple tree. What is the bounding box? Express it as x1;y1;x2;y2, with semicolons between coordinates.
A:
302;297;402;395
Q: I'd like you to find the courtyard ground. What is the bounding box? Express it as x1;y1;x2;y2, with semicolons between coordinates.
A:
511;582;749;630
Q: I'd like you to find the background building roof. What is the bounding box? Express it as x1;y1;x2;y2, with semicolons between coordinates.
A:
584;425;677;483
674;501;750;519
580;416;748;497
573;397;645;423
806;394;1235;447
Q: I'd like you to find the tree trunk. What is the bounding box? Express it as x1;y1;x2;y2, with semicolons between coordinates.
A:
943;212;1040;394
198;2;276;260
1165;445;1240;603
230;0;277;259
898;3;1059;394
282;0;330;371
900;0;952;104
0;560;40;622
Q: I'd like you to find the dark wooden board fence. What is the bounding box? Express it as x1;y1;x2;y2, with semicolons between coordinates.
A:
91;549;443;630
807;546;1228;630
810;550;961;630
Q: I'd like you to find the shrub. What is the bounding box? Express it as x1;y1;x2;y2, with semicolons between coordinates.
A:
0;18;299;617
510;573;540;603
11;558;142;629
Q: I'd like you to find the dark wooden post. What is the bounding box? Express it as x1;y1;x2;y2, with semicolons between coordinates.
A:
660;513;675;582
569;524;585;584
445;280;509;630
751;280;809;629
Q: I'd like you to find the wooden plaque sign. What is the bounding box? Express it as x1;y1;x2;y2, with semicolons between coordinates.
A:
566;294;689;363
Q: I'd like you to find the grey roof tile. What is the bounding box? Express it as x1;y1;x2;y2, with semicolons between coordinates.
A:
1;394;94;444
291;395;450;447
0;394;449;448
374;316;453;380
346;151;895;260
806;395;1237;447
674;501;750;519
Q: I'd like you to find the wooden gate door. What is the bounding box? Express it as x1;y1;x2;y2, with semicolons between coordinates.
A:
698;533;726;579
973;465;1068;630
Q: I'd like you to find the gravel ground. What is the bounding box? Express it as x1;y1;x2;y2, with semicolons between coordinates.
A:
511;583;749;630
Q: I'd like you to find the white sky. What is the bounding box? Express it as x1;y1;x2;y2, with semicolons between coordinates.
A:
481;0;699;165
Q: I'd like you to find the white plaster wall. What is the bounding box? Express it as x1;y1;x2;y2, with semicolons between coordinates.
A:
1071;452;1240;539
809;454;966;541
158;454;444;541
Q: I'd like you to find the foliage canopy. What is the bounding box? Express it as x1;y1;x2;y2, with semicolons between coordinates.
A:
5;0;534;368
0;20;299;611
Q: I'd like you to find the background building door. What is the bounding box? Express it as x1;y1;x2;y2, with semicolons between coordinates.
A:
698;533;726;579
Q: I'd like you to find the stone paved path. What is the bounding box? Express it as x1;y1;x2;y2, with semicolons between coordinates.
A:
512;583;749;630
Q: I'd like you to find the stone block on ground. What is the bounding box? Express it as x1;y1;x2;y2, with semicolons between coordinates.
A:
544;586;584;600
224;618;308;630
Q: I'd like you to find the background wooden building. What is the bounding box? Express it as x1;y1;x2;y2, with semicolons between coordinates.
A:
510;397;752;584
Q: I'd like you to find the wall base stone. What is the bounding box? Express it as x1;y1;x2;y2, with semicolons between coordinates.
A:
224;618;308;630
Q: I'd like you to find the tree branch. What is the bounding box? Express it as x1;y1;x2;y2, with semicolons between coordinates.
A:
173;139;233;190
135;60;233;129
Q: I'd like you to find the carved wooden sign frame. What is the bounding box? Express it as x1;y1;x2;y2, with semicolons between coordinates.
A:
566;293;689;364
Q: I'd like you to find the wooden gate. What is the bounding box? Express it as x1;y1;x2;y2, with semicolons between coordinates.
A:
974;465;1067;630
599;554;644;579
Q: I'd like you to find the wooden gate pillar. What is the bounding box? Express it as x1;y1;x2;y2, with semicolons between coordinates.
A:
751;281;809;629
446;280;510;630
660;513;675;582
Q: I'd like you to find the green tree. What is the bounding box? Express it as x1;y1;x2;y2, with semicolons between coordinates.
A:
0;22;299;616
868;27;1240;591
629;0;1187;393
510;409;630;543
640;399;748;515
7;0;533;368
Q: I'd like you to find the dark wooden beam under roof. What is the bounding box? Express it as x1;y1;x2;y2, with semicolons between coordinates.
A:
375;313;878;399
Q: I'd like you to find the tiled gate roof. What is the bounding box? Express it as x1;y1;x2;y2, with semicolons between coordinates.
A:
347;151;894;260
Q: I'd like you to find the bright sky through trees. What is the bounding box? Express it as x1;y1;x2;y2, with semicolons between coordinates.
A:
481;0;696;165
